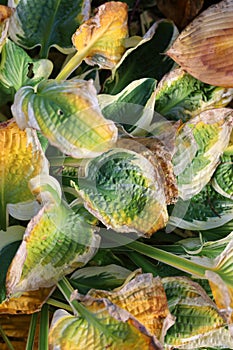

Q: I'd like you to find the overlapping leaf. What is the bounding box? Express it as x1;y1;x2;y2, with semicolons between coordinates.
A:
0;5;12;51
0;120;49;230
11;79;118;158
167;0;233;87
154;68;233;122
173;108;233;200
8;0;91;57
73;148;168;236
212;154;233;199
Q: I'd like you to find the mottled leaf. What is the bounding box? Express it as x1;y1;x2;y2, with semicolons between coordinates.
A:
212;154;233;199
87;273;174;341
73;148;168;236
0;120;49;230
0;39;53;92
104;20;177;94
167;0;233;87
49;301;162;350
72;1;128;69
9;0;91;57
173;109;233;200
6;200;100;296
11;79;118;158
154;67;233;122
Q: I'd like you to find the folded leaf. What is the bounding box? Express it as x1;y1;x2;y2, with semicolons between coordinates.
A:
212;154;233;199
173;108;233;200
72;1;128;69
11;79;118;158
0;120;49;230
6;201;100;296
167;0;233;87
49;301;162;350
73;148;168;236
87;273;174;341
9;0;91;57
154;67;233;122
0;5;13;52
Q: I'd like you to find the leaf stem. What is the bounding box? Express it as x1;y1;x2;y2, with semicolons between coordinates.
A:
26;313;38;350
0;325;15;350
56;51;86;81
39;304;49;350
47;297;73;312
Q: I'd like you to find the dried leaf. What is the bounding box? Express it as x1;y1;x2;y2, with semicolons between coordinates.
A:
167;0;233;87
0;5;13;52
72;2;128;69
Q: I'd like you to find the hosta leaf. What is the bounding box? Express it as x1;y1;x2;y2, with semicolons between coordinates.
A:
212;154;233;199
8;0;91;57
163;276;233;349
154;67;233;122
168;184;233;230
73;148;168;236
87;273;174;341
0;120;49;230
99;78;157;134
0;39;53;92
0;5;12;51
49;301;162;350
173;109;233;200
72;1;128;69
11;79;118;158
6;200;100;296
167;0;233;87
103;20;177;94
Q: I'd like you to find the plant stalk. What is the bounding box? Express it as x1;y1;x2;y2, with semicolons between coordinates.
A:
56;51;87;81
39;304;49;350
0;325;15;350
26;313;38;350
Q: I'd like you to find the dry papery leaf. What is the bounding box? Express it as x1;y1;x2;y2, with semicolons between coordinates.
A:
167;0;233;87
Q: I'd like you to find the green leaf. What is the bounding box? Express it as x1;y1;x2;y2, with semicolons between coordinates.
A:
9;0;91;58
0;39;53;92
73;148;168;236
168;184;233;231
212;154;233;200
173;108;233;200
12;79;118;158
154;67;233;122
103;20;177;94
99;78;157;134
163;276;233;349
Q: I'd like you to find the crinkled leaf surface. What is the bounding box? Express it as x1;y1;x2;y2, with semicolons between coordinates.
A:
73;148;168;236
167;0;233;87
103;20;177;94
168;184;233;230
0;39;53;92
173;108;233;200
6;200;100;296
72;1;128;69
11;79;118;158
154;68;233;122
163;276;233;349
87;273;174;341
212;154;233;199
9;0;91;57
49;301;162;350
0;120;49;230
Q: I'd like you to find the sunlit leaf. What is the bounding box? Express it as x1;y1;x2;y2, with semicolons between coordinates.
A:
6;199;100;296
156;0;204;29
163;276;233;349
0;39;53;92
72;148;168;236
154;67;233;122
167;0;233;87
0;119;49;230
173;109;233;200
72;1;128;69
168;184;233;230
104;20;177;94
212;154;233;199
49;301;162;350
87;273;174;341
11;79;118;158
0;5;12;52
9;0;91;57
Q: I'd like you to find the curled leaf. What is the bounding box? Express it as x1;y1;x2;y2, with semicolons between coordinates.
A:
72;1;128;69
73;148;168;236
11;79;118;158
212;154;233;199
0;5;13;52
167;0;233;87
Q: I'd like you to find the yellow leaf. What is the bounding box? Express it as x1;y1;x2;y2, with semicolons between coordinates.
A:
167;0;233;87
72;1;128;69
